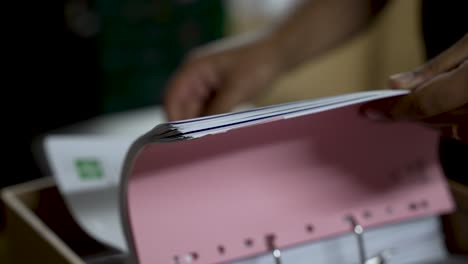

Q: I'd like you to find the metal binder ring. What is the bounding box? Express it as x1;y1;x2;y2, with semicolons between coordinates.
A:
347;216;391;264
266;234;282;264
347;216;367;264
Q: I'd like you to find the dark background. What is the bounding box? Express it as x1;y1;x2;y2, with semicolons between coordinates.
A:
5;0;226;189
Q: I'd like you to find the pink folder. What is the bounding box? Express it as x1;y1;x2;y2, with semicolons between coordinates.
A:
123;103;454;263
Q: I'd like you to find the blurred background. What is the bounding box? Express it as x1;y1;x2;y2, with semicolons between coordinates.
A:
0;0;438;262
1;1;425;258
10;0;424;188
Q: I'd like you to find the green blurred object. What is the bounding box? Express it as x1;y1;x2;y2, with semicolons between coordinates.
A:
92;0;225;113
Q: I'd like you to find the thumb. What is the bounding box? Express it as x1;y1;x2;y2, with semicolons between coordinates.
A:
390;33;468;89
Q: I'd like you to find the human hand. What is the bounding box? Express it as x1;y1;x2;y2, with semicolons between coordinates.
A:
363;34;468;144
163;34;281;121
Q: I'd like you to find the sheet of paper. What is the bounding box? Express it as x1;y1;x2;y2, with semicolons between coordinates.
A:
44;136;134;251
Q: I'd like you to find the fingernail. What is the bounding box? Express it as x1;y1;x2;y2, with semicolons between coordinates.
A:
390;72;413;82
364;109;388;121
390;71;428;89
389;72;415;88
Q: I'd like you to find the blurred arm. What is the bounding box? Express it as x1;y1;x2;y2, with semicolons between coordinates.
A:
163;0;388;120
266;0;388;73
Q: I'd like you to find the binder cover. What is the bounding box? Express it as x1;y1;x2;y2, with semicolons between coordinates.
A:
43;90;455;264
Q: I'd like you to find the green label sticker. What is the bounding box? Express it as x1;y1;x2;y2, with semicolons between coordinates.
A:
75;158;103;180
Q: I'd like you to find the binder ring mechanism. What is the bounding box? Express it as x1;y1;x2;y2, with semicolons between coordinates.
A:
266;234;282;264
173;216;394;264
346;216;393;264
174;234;284;264
264;217;393;264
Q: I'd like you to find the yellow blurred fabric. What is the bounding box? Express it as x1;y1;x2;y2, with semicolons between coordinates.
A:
225;0;424;106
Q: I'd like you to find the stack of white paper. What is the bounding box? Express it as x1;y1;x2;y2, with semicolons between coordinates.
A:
149;90;409;140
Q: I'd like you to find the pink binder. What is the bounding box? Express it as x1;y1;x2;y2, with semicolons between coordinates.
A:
122;103;454;264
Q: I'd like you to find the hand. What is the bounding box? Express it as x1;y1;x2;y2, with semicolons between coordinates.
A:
363;33;468;144
163;33;280;121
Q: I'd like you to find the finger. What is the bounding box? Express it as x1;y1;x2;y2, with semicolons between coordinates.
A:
439;120;468;145
360;95;405;121
199;62;221;88
164;64;216;121
203;59;276;116
387;61;468;121
389;33;468;89
180;99;203;121
178;77;209;120
459;121;468;144
164;75;189;121
421;105;468;126
164;74;200;121
202;76;248;116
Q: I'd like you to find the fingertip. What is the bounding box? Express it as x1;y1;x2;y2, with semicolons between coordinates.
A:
163;78;202;121
389;72;415;89
203;88;244;117
360;95;406;122
163;88;178;121
164;103;180;122
388;77;403;90
360;103;389;121
365;109;389;121
183;100;203;121
203;102;226;117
